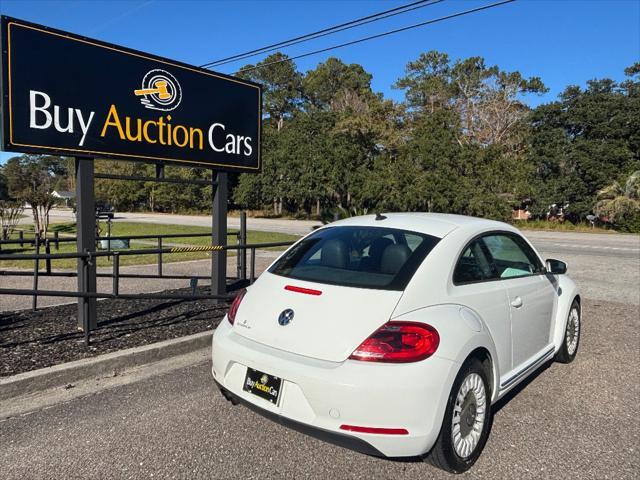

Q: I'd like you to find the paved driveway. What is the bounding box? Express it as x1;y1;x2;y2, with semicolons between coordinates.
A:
0;298;637;479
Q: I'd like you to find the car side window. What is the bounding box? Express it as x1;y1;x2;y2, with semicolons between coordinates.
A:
404;233;425;252
481;234;543;279
453;239;497;284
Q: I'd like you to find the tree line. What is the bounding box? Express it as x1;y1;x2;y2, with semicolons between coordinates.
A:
1;51;639;233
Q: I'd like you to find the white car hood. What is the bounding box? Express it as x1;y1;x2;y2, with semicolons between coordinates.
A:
232;272;403;363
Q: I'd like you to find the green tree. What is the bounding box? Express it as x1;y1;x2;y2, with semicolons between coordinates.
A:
94;160;147;211
393;50;452;113
528;65;640;219
238;53;303;131
0;200;24;239
234;113;336;215
390;52;542;219
2;154;65;235
382;110;517;219
150;166;212;213
302;57;373;111
0;169;8;200
394;50;547;147
595;171;640;232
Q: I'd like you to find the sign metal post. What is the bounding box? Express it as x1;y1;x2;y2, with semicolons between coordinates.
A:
75;156;97;330
211;172;227;302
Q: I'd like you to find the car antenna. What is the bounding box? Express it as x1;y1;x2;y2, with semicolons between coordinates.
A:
375;212;387;221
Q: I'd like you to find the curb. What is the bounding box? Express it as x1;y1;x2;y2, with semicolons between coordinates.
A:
0;330;212;402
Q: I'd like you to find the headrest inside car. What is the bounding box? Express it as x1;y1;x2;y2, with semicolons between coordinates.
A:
370;237;393;260
321;238;348;269
380;244;411;275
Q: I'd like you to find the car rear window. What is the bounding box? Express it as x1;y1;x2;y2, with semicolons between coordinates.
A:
269;226;440;290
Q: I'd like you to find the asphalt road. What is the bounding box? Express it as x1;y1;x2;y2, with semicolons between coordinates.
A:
1;299;638;479
521;231;640;306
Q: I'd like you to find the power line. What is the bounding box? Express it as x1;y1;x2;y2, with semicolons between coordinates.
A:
237;0;516;74
201;0;442;68
200;0;445;69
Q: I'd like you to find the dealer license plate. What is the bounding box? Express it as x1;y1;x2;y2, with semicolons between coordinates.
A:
243;368;282;405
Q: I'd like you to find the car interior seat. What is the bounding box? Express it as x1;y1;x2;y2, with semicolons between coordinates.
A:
380;244;411;275
320;238;349;269
361;237;394;271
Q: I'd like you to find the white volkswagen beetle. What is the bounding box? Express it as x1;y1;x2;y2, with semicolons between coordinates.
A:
212;213;580;473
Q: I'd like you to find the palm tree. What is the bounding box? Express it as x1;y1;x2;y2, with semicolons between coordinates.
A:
595;171;640;231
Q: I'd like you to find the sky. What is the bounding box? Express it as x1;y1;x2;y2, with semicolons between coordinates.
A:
0;0;638;163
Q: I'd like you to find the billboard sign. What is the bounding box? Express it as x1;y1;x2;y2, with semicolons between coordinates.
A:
0;16;262;172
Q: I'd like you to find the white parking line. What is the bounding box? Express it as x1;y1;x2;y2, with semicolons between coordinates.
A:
548;243;639;252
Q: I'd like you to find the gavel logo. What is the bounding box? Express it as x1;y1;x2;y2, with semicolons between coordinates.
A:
135;80;171;100
134;69;182;112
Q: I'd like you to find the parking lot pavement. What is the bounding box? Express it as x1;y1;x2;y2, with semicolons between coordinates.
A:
1;298;638;479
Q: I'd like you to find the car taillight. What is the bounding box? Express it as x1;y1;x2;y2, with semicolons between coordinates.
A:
349;322;439;363
227;288;246;325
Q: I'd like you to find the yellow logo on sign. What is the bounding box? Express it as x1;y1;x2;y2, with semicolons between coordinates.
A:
134;69;181;111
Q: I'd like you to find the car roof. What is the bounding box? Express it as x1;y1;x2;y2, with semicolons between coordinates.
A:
324;212;513;239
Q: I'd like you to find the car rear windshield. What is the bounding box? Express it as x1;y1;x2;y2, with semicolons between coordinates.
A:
268;226;440;290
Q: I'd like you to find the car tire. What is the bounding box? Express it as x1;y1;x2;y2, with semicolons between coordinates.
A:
555;298;581;364
426;358;492;474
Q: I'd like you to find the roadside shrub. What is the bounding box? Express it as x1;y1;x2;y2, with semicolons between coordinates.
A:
0;200;24;239
611;210;640;233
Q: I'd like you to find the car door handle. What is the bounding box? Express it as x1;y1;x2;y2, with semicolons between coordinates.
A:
510;296;523;308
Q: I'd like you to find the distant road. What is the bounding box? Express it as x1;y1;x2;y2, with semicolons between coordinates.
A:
522;230;639;306
522;230;639;259
16;209;639;305
22;208;640;256
35;208;640;255
24;208;321;236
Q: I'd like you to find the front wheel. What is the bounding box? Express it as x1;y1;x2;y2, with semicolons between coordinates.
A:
555;298;581;364
427;358;492;473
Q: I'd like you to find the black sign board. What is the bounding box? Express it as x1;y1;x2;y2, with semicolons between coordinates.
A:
0;16;261;172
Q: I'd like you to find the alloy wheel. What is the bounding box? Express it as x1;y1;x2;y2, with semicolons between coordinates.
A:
451;373;487;458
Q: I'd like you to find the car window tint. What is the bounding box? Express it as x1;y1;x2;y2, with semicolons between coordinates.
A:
481;234;543;279
269;226;440;291
453;239;496;284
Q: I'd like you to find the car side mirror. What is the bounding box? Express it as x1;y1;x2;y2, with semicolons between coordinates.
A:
546;259;567;275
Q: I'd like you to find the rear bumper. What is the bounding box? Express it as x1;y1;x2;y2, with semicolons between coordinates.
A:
215;379;386;457
211;318;461;458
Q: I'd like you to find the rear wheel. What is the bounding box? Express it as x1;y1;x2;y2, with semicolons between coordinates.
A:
427;358;492;473
555;298;581;364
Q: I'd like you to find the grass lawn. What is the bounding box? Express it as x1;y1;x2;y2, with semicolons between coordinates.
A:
0;222;299;270
516;219;616;233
